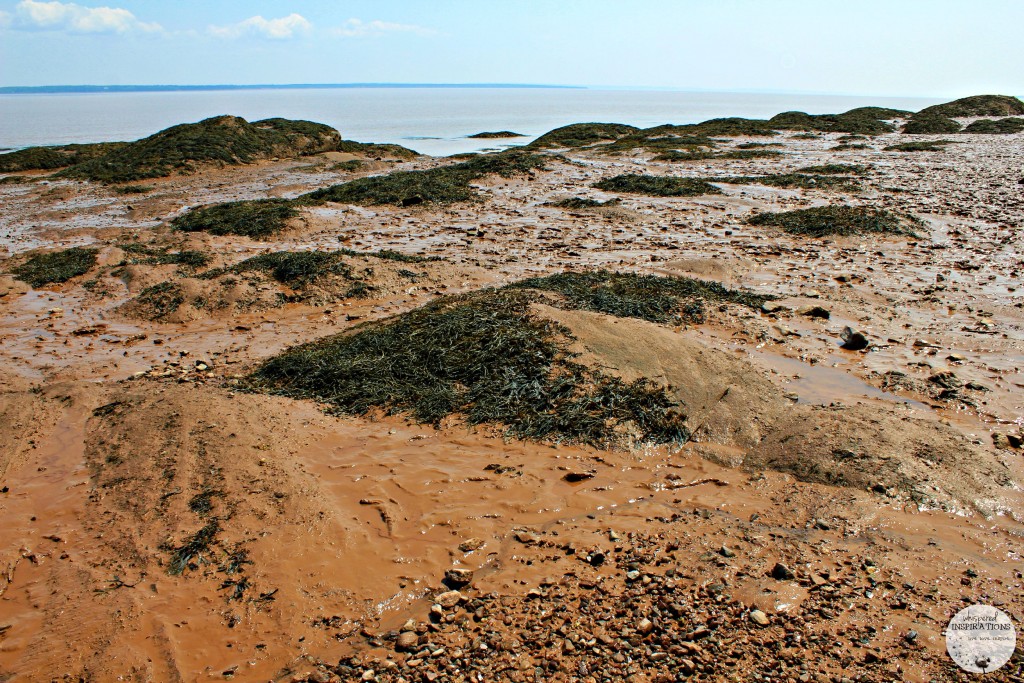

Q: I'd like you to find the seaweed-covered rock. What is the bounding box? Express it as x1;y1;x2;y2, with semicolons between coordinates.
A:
593;174;723;197
962;117;1024;134
172;199;299;239
902;113;962;134
61;116;341;183
528;123;639;148
0;142;127;173
918;94;1024;118
748;206;922;238
10;247;98;287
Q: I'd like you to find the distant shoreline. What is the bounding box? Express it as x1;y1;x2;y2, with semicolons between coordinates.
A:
0;83;584;95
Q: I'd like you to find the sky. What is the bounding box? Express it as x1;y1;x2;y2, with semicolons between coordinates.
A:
0;0;1021;97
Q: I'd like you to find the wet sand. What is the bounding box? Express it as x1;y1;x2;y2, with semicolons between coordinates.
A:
0;126;1022;681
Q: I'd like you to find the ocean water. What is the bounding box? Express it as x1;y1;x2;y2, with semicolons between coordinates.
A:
0;88;943;157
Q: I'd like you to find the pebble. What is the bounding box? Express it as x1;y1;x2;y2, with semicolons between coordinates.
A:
636;618;654;635
719;545;736;558
435;590;463;608
749;609;770;626
772;562;795;580
396;631;419;651
444;568;474;587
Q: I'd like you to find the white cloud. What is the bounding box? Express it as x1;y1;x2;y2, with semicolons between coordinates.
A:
332;18;434;38
13;0;161;33
209;13;312;40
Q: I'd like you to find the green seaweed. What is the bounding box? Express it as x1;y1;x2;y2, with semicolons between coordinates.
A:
60;116;340;183
884;140;955;152
247;287;689;447
902;113;962;134
962;117;1024;134
468;131;525;139
231;251;354;288
706;173;858;190
0;142;127;173
748;206;922;238
528;123;639;149
918;95;1024;118
593;174;723;197
172;199;299;239
11;247;98;287
335;140;419;160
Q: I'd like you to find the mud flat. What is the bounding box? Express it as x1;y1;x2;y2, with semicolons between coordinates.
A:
1;98;1023;681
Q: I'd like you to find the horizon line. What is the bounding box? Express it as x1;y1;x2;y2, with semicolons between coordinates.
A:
0;83;586;95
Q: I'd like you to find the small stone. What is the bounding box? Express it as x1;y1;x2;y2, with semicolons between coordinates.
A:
749;609;770;626
636;618;654;635
515;531;539;544
904;630;918;643
761;302;787;314
719;545;736;558
444;568;473;588
396;631;419;651
458;538;485;552
626;570;641;581
839;326;870;351
946;353;967;363
361;671;375;682
772;562;795;580
797;305;831;320
435;590;462;608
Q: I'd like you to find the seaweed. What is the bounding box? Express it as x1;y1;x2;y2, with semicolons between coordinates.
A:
133;281;186;317
593;174;723;197
468;131;525;139
172;198;299;239
547;197;622;209
166;520;220;576
748;206;922;238
300;149;548;206
528;123;639;149
653;149;783;162
232;251;354;288
335;140;419;160
11;247;98;287
706;173;858;190
60;116;341;183
795;163;867;175
962;117;1024;134
113;184;156;194
336;248;443;263
507;270;770;324
884;140;955;152
247;287;689;447
918;95;1024;118
902;113;962;134
0;142;127;173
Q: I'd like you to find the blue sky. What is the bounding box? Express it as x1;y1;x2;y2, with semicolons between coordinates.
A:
0;0;1021;96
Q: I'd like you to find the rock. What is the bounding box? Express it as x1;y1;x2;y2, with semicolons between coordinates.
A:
458;538;485;552
798;305;830;320
928;370;961;389
761;302;788;314
946;353;967;363
772;562;795;580
435;590;463;609
636;618;654;635
515;530;539;544
396;631;419;651
905;629;918;643
444;568;474;588
562;471;595;483
626;570;641;581
839;326;870;351
749;609;770;626
719;545;736;558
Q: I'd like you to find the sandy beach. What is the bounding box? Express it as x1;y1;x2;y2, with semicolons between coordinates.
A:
0;101;1022;682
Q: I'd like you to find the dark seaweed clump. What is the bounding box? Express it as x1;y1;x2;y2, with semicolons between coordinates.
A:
61;116;341;183
902;113;962;134
171;199;299;239
0;143;127;173
594;174;723;197
884;140;955;152
335;140;419;159
133;281;186;318
528;123;639;149
248;288;689;447
547;197;622;210
11;247;98;287
653;149;783;162
467;131;525;139
300;149;548;206
117;242;210;269
918;95;1024;118
336;247;443;263
508;270;771;324
796;163;867;175
706;173;858;190
166;520;220;576
962;117;1024;134
748;206;922;238
231;251;355;288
